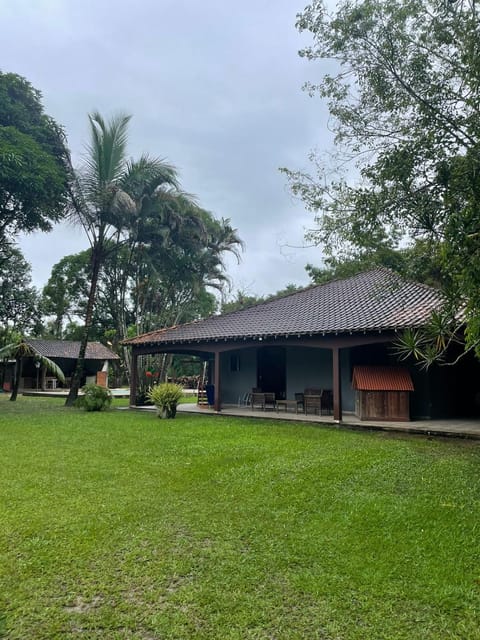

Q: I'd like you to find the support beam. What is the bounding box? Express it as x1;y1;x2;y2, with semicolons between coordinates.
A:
129;351;138;406
332;346;342;422
213;351;221;412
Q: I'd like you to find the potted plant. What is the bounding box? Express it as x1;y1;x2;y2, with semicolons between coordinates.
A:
147;382;183;419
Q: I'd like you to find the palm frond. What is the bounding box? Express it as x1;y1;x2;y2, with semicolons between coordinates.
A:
0;342;20;359
84;112;132;197
121;154;180;200
37;354;66;383
0;342;66;383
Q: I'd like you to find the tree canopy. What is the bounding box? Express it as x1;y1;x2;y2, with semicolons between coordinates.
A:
0;71;70;255
283;0;480;359
58;111;243;399
0;247;40;344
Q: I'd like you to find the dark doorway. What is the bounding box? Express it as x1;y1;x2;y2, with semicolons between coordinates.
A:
257;347;286;399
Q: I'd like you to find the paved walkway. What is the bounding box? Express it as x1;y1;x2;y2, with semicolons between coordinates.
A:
176;402;480;440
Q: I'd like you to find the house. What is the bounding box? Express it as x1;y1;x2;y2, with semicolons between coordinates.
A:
122;268;480;421
6;339;120;391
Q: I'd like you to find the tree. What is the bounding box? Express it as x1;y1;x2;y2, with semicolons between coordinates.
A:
283;0;480;359
99;171;243;376
0;71;70;255
0;340;65;401
305;241;444;287
0;247;41;342
65;113;220;400
221;283;302;314
41;251;90;338
45;134;244;392
65;111;136;405
221;290;265;314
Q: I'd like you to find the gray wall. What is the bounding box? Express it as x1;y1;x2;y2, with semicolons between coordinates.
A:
220;348;257;404
219;345;355;411
286;346;354;412
285;347;332;397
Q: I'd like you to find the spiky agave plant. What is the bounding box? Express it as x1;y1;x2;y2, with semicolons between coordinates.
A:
0;341;66;401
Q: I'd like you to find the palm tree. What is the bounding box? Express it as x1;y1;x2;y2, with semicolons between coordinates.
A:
102;155;182;378
65;115;182;403
64;112;244;402
0;340;65;401
65;112;135;405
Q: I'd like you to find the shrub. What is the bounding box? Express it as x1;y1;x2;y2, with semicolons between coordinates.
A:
77;383;112;412
147;383;183;419
134;390;153;406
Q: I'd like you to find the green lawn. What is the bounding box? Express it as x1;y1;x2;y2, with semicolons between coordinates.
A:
1;395;480;639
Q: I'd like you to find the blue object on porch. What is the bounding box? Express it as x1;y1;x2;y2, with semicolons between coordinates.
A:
206;384;215;405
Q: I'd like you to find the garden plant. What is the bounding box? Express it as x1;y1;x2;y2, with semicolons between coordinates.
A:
147;382;183;418
76;383;112;411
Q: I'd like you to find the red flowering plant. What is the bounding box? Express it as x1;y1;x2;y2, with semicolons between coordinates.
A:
135;357;163;405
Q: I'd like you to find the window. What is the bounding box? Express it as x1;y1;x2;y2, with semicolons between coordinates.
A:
230;354;240;372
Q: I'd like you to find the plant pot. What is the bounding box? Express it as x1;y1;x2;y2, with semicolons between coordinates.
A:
156;404;177;419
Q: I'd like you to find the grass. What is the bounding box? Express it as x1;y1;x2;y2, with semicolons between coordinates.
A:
1;395;480;639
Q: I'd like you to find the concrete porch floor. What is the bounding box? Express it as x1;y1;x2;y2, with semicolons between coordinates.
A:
17;390;480;440
176;402;480;440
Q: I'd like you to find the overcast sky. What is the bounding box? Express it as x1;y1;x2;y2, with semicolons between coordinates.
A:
2;0;333;299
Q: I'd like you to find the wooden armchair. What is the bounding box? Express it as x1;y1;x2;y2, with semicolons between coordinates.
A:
304;388;323;415
263;392;276;411
294;392;304;412
251;392;265;410
320;389;333;415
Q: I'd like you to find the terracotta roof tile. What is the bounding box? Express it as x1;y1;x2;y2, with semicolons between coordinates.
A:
123;268;445;347
26;339;119;360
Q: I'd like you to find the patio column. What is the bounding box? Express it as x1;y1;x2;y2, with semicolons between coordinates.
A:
332;346;342;422
130;351;138;406
213;351;221;412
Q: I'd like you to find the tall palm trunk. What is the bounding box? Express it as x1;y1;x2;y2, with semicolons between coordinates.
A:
10;357;23;402
65;245;102;406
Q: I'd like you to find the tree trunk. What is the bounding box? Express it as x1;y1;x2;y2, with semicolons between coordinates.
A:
10;357;23;402
65;246;102;406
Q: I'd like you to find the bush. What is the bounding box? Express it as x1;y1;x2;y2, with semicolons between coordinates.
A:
77;383;112;412
134;390;153;406
147;383;183;419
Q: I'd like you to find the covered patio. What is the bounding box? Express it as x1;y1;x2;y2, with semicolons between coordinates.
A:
123;269;480;422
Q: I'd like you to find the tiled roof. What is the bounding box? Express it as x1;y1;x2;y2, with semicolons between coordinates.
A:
352;366;414;391
123;268;445;347
26;339;119;360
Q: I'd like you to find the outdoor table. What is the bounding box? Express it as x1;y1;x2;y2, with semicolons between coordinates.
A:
46;377;58;390
276;399;299;413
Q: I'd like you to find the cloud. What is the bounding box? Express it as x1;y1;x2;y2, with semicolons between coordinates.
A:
5;0;332;296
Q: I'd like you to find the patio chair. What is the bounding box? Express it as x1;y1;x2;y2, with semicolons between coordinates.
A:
238;391;252;407
320;389;333;415
251;392;265;410
294;392;304;412
263;392;276;411
304;388;323;415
